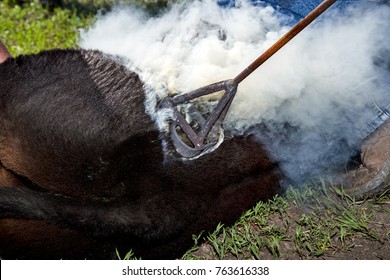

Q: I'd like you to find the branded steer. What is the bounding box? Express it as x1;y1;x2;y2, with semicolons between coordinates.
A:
0;49;281;259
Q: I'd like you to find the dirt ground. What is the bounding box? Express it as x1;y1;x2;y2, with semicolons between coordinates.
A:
188;192;390;260
270;203;390;260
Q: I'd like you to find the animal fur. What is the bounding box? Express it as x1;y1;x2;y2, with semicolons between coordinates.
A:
0;49;281;259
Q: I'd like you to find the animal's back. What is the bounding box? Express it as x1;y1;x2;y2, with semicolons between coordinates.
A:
0;49;281;259
0;49;157;198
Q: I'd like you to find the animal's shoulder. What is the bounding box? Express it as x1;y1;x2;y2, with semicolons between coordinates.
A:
0;48;156;156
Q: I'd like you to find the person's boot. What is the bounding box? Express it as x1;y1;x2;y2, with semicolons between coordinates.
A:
344;119;390;199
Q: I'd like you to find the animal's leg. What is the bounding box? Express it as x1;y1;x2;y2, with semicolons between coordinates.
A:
0;187;190;243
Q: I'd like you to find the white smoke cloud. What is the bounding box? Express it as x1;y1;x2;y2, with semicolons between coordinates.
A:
79;0;390;184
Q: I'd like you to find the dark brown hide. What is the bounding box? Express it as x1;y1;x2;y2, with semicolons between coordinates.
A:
0;49;281;259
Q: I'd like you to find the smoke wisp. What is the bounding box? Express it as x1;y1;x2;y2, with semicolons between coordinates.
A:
79;0;390;185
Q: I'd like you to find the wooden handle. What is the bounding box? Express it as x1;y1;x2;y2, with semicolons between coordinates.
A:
233;0;337;85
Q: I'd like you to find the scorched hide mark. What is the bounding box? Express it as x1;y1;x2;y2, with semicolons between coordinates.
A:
0;49;281;259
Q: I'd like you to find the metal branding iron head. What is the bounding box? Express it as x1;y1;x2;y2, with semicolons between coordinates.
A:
160;80;238;158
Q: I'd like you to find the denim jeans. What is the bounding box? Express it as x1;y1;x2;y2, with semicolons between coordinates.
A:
217;0;359;20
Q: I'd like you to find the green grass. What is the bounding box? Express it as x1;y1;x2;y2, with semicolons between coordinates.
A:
0;0;173;55
181;183;390;260
0;0;94;55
